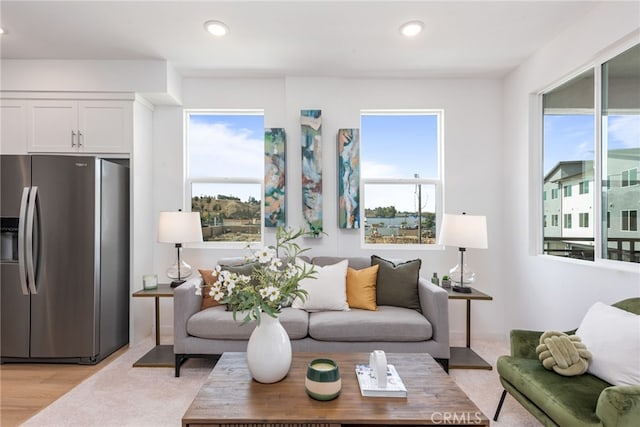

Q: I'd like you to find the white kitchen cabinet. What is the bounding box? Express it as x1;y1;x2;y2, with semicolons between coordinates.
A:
27;100;132;153
0;100;28;154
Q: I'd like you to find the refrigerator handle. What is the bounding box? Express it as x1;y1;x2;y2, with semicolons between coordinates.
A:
17;187;30;296
26;186;39;295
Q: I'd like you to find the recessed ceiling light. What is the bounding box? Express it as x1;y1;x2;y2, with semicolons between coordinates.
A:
400;21;423;38
204;20;228;37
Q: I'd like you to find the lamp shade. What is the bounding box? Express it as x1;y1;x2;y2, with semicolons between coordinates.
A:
157;211;203;244
438;213;488;249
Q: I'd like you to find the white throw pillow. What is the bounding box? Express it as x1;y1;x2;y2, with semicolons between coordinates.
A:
575;301;640;386
292;259;350;312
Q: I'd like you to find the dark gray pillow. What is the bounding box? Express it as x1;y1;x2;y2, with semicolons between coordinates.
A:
221;262;259;311
221;262;258;277
371;255;421;311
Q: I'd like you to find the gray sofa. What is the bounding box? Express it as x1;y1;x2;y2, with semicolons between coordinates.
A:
173;256;450;377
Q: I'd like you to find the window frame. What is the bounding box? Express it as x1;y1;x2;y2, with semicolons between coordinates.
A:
359;109;444;250
534;38;640;269
183;109;265;249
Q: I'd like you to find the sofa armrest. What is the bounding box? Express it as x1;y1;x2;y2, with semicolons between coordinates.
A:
596;385;640;427
418;278;449;350
173;277;202;353
509;329;543;359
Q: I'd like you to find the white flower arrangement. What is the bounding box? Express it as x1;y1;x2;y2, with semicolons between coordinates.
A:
196;227;317;324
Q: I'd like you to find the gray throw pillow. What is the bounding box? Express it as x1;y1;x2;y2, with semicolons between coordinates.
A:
371;255;421;312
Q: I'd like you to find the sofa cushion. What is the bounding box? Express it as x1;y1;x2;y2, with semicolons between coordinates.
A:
312;256;371;270
292;259;349;312
308;306;431;342
497;356;612;426
576;301;640;386
371;255;422;311
346;265;378;311
187;306;309;340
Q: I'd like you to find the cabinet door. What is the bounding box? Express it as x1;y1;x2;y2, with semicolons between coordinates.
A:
28;100;78;152
78;101;132;153
0;100;28;154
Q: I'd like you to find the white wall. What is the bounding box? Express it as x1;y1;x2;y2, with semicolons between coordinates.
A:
502;2;640;332
152;76;505;343
130;98;155;343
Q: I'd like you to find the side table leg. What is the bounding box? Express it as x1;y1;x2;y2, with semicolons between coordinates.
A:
155;296;160;345
466;299;471;348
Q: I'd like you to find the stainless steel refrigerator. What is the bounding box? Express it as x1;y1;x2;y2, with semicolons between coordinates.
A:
1;155;129;364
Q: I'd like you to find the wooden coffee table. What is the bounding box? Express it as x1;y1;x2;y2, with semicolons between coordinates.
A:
182;352;489;427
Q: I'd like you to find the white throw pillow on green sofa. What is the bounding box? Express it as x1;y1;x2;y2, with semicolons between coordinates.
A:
576;301;640;386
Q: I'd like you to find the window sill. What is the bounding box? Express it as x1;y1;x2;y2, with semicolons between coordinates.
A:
538;254;640;273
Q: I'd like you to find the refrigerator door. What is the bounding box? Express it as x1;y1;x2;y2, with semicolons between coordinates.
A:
0;155;31;358
30;156;98;359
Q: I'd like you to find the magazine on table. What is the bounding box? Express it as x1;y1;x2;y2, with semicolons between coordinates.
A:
355;363;408;397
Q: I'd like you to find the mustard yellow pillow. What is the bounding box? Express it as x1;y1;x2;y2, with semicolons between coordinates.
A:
198;269;221;310
346;265;379;311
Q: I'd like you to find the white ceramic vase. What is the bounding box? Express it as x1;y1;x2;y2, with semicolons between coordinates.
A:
246;314;292;383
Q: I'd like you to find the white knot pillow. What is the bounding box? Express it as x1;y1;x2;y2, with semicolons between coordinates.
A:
536;331;592;377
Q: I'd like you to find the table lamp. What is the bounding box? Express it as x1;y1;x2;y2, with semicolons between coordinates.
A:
158;210;203;287
438;212;488;293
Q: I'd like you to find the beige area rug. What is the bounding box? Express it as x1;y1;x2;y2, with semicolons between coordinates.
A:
23;339;217;427
24;339;541;426
449;339;542;426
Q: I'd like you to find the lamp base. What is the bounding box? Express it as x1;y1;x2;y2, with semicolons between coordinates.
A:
170;279;186;288
452;285;472;293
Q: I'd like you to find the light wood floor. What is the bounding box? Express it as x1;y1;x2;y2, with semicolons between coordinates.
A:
0;347;127;427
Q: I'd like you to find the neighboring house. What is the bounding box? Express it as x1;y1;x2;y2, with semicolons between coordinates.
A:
543;148;640;261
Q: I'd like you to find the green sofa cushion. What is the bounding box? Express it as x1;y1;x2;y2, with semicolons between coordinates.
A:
497;356;612;426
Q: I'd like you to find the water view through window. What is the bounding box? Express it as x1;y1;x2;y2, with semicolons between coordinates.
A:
361;112;441;246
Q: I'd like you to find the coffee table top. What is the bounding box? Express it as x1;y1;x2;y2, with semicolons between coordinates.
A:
182;352;489;426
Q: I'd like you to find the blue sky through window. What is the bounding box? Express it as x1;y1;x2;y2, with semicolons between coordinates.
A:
361;114;438;179
188;113;264;203
543;114;640;175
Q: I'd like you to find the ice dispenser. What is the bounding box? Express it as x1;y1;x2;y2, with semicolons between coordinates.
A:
1;217;19;262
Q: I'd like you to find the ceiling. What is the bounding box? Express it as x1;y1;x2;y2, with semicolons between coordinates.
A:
0;1;603;79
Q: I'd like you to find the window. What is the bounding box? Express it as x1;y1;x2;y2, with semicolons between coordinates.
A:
543;215;547;227
551;188;559;199
563;185;573;197
185;111;264;244
552;214;559;227
542;43;640;264
579;181;589;194
543;191;547;201
622;210;638;232
579;212;589;228
602;44;640;262
621;168;638;187
360;111;442;247
564;214;572;229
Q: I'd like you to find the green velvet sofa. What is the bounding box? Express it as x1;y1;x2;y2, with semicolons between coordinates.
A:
494;298;640;426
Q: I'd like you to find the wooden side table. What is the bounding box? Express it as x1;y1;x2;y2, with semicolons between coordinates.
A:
132;284;175;367
447;287;493;370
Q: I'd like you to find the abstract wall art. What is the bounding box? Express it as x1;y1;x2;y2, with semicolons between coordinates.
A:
264;128;286;227
300;110;323;237
337;128;360;229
